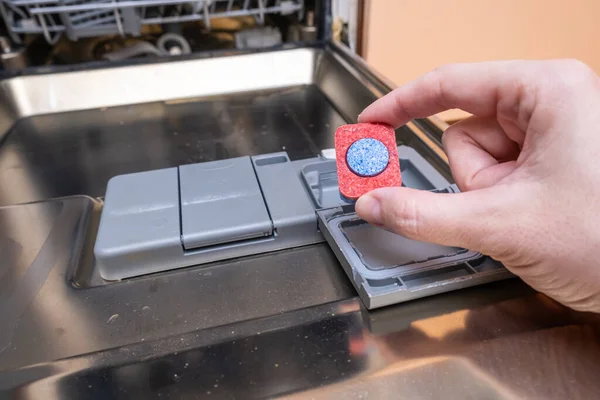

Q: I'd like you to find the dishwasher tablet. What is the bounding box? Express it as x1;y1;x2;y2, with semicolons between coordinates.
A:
335;123;402;201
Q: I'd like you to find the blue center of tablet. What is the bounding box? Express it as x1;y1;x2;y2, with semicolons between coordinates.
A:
346;138;389;177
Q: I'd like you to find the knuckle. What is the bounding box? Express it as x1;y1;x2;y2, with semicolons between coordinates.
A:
454;170;478;193
550;59;598;88
390;87;409;119
424;64;458;108
441;126;473;191
562;58;593;73
441;123;466;144
429;63;459;77
441;126;464;155
387;198;422;239
458;177;477;193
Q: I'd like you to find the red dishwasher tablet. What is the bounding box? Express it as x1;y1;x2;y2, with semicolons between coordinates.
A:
335;123;402;201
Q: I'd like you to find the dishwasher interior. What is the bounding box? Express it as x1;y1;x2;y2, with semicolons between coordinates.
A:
1;2;599;400
0;0;324;69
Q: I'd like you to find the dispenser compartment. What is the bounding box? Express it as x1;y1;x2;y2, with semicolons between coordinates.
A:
307;145;514;309
339;218;470;271
93;168;183;281
93;145;513;304
317;204;514;309
94;153;321;281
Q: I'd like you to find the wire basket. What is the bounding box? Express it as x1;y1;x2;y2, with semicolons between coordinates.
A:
0;0;303;44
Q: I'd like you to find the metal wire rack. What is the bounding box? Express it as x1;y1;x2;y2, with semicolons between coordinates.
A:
0;0;304;44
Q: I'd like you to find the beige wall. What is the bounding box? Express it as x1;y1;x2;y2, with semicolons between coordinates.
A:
363;0;600;121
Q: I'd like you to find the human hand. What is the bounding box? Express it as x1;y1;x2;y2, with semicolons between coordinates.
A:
355;60;600;312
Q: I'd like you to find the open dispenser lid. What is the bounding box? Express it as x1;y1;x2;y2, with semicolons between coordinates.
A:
304;146;513;309
316;205;506;309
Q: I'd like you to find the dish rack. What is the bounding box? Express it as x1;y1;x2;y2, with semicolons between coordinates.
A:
0;0;304;44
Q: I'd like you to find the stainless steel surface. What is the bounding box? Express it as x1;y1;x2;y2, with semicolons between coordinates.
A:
0;48;315;119
0;196;354;372
1;44;598;399
4;278;600;399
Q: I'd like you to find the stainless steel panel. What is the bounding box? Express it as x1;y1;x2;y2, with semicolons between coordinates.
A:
0;84;347;206
0;44;594;399
0;196;355;372
0;48;316;119
4;282;600;399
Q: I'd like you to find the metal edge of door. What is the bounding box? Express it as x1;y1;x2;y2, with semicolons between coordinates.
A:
326;40;449;164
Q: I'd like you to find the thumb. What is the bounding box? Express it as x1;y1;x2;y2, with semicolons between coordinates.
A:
355;186;508;252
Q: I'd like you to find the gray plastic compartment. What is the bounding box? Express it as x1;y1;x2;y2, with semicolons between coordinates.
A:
94;154;322;281
303;145;514;309
301;160;354;209
318;208;481;280
317;206;513;309
251;153;323;248
93;145;513;308
340;218;470;271
94;168;183;281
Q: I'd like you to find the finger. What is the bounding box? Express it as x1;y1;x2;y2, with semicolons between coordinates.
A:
355;186;516;253
358;60;539;130
442;116;520;191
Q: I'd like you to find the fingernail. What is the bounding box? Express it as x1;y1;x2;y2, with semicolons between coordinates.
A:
356;194;382;225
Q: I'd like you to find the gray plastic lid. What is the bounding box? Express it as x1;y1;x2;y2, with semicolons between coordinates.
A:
307;145;514;309
179;157;273;249
340;218;470;271
318;207;481;279
307;145;481;277
315;205;512;309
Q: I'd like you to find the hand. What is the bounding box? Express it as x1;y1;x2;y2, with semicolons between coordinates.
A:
355;59;600;313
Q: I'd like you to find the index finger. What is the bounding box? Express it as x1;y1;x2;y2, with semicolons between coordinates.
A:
358;60;539;128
